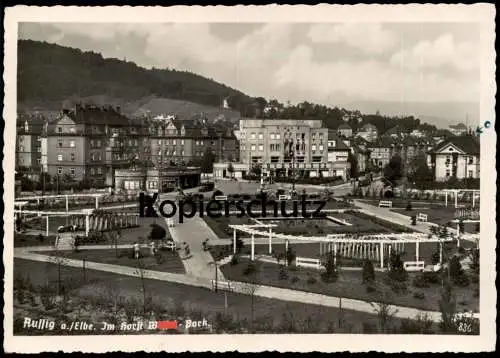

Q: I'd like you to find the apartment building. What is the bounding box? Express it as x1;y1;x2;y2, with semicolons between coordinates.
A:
45;104;148;187
148;116;239;167
239;119;329;177
356;123;378;142
16;115;44;178
337;123;353;138
327;131;351;180
427;135;480;181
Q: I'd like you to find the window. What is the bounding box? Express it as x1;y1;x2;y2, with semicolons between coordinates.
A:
70;168;75;176
19;145;24;151
445;169;451;177
251;144;256;151
311;144;317;151
69;140;75;148
57;167;63;174
468;170;473;178
70;153;75;161
276;133;281;140
271;156;280;163
319;145;324;151
251;133;256;139
446;155;451;163
90;168;95;175
181;139;185;145
172;150;176;156
57;127;62;133
173;139;176;145
37;147;41;152
57;154;63;161
97;167;102;175
468;157;474;164
181;150;184;156
69;127;75;133
258;145;264;151
200;141;204;145
36;136;41;141
96;140;101;148
58;140;63;147
37;159;41;165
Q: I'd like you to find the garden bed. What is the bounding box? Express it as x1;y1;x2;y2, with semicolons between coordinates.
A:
46;248;186;274
221;258;479;313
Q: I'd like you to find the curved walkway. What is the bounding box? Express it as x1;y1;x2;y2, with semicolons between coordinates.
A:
14;246;479;322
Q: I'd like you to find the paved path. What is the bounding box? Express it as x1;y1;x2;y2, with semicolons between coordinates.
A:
157;193;225;281
14;246;479;322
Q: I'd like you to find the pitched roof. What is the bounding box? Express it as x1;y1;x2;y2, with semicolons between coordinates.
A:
449;123;467;129
337;123;352;130
63;105;131;126
432;135;480;154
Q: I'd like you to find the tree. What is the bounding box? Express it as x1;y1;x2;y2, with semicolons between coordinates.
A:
412;156;434;190
201;148;216;173
370;289;398;333
321;251;339;283
149;223;167;241
105;219;122;258
362;260;375;284
50;246;67;296
347;151;359;179
227;162;235;178
250;163;262;178
438;281;457;333
388;253;408;282
383;155;404;183
241;269;258;330
135;258;149;315
285;246;296;266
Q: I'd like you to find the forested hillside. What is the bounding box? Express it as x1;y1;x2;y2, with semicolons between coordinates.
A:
17;40;256;114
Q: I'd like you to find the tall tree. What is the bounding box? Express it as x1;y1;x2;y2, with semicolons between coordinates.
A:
201;148;216;173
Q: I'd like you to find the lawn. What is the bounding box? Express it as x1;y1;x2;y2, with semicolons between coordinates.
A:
46;247;186;274
220;258;479;313
391;208;479;233
12;258;419;334
357;198;445;209
14;233;57;247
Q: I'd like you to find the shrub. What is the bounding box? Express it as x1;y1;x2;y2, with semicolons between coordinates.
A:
230;255;239;266
362;322;377;333
390;280;408;294
243;262;257;276
366;285;376;293
155;253;165;265
399;314;434;334
279;265;289;280
413;291;425;300
149;224;166;240
388;253;408;282
453;274;470;287
290;276;300;284
422;271;441;285
362;260;375;284
307;276;317;284
412;275;430;288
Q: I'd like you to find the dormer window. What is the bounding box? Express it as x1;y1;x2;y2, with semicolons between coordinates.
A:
24;120;29;132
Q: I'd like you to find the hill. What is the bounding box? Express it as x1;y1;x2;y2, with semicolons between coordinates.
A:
17;40;257;115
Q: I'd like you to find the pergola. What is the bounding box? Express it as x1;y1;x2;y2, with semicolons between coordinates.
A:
442;189;480;208
229;224;454;268
15;193;105;211
450;219;480;247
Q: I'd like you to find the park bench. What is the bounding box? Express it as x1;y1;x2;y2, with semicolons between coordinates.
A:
296;257;322;270
214;195;228;201
211;280;234;292
278;195;291;201
403;261;425;272
379;200;393;208
417;213;428;222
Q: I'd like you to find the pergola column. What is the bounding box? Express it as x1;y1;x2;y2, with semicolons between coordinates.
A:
380;242;384;268
439;241;443;264
65;195;69;212
445;191;448;207
333;242;337;265
85;214;90;236
233;229;237;254
472;192;476;208
268;227;272;254
251;233;255;261
388;244;392;260
95;196;99;209
454;190;458;208
416;241;420;261
45;216;49;236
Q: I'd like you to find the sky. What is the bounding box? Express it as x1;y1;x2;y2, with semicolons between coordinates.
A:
19;22;480;123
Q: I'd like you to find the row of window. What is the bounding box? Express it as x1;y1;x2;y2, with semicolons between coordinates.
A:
18;136;42;142
18;146;42;152
57;153;76;161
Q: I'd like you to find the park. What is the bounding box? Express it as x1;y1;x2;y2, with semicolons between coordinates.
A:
13;178;480;334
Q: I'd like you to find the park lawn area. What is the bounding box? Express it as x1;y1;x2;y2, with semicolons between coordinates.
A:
45;247;186;274
220;258;479;313
13;258;411;334
391;208;479;234
358;198;443;209
14;233;57;247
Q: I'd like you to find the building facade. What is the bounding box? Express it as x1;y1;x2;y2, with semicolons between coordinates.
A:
16;116;44;178
356;123;378;142
449;123;468;136
427;136;480;181
337;123;353;138
239;119;330;178
327;131;351;179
